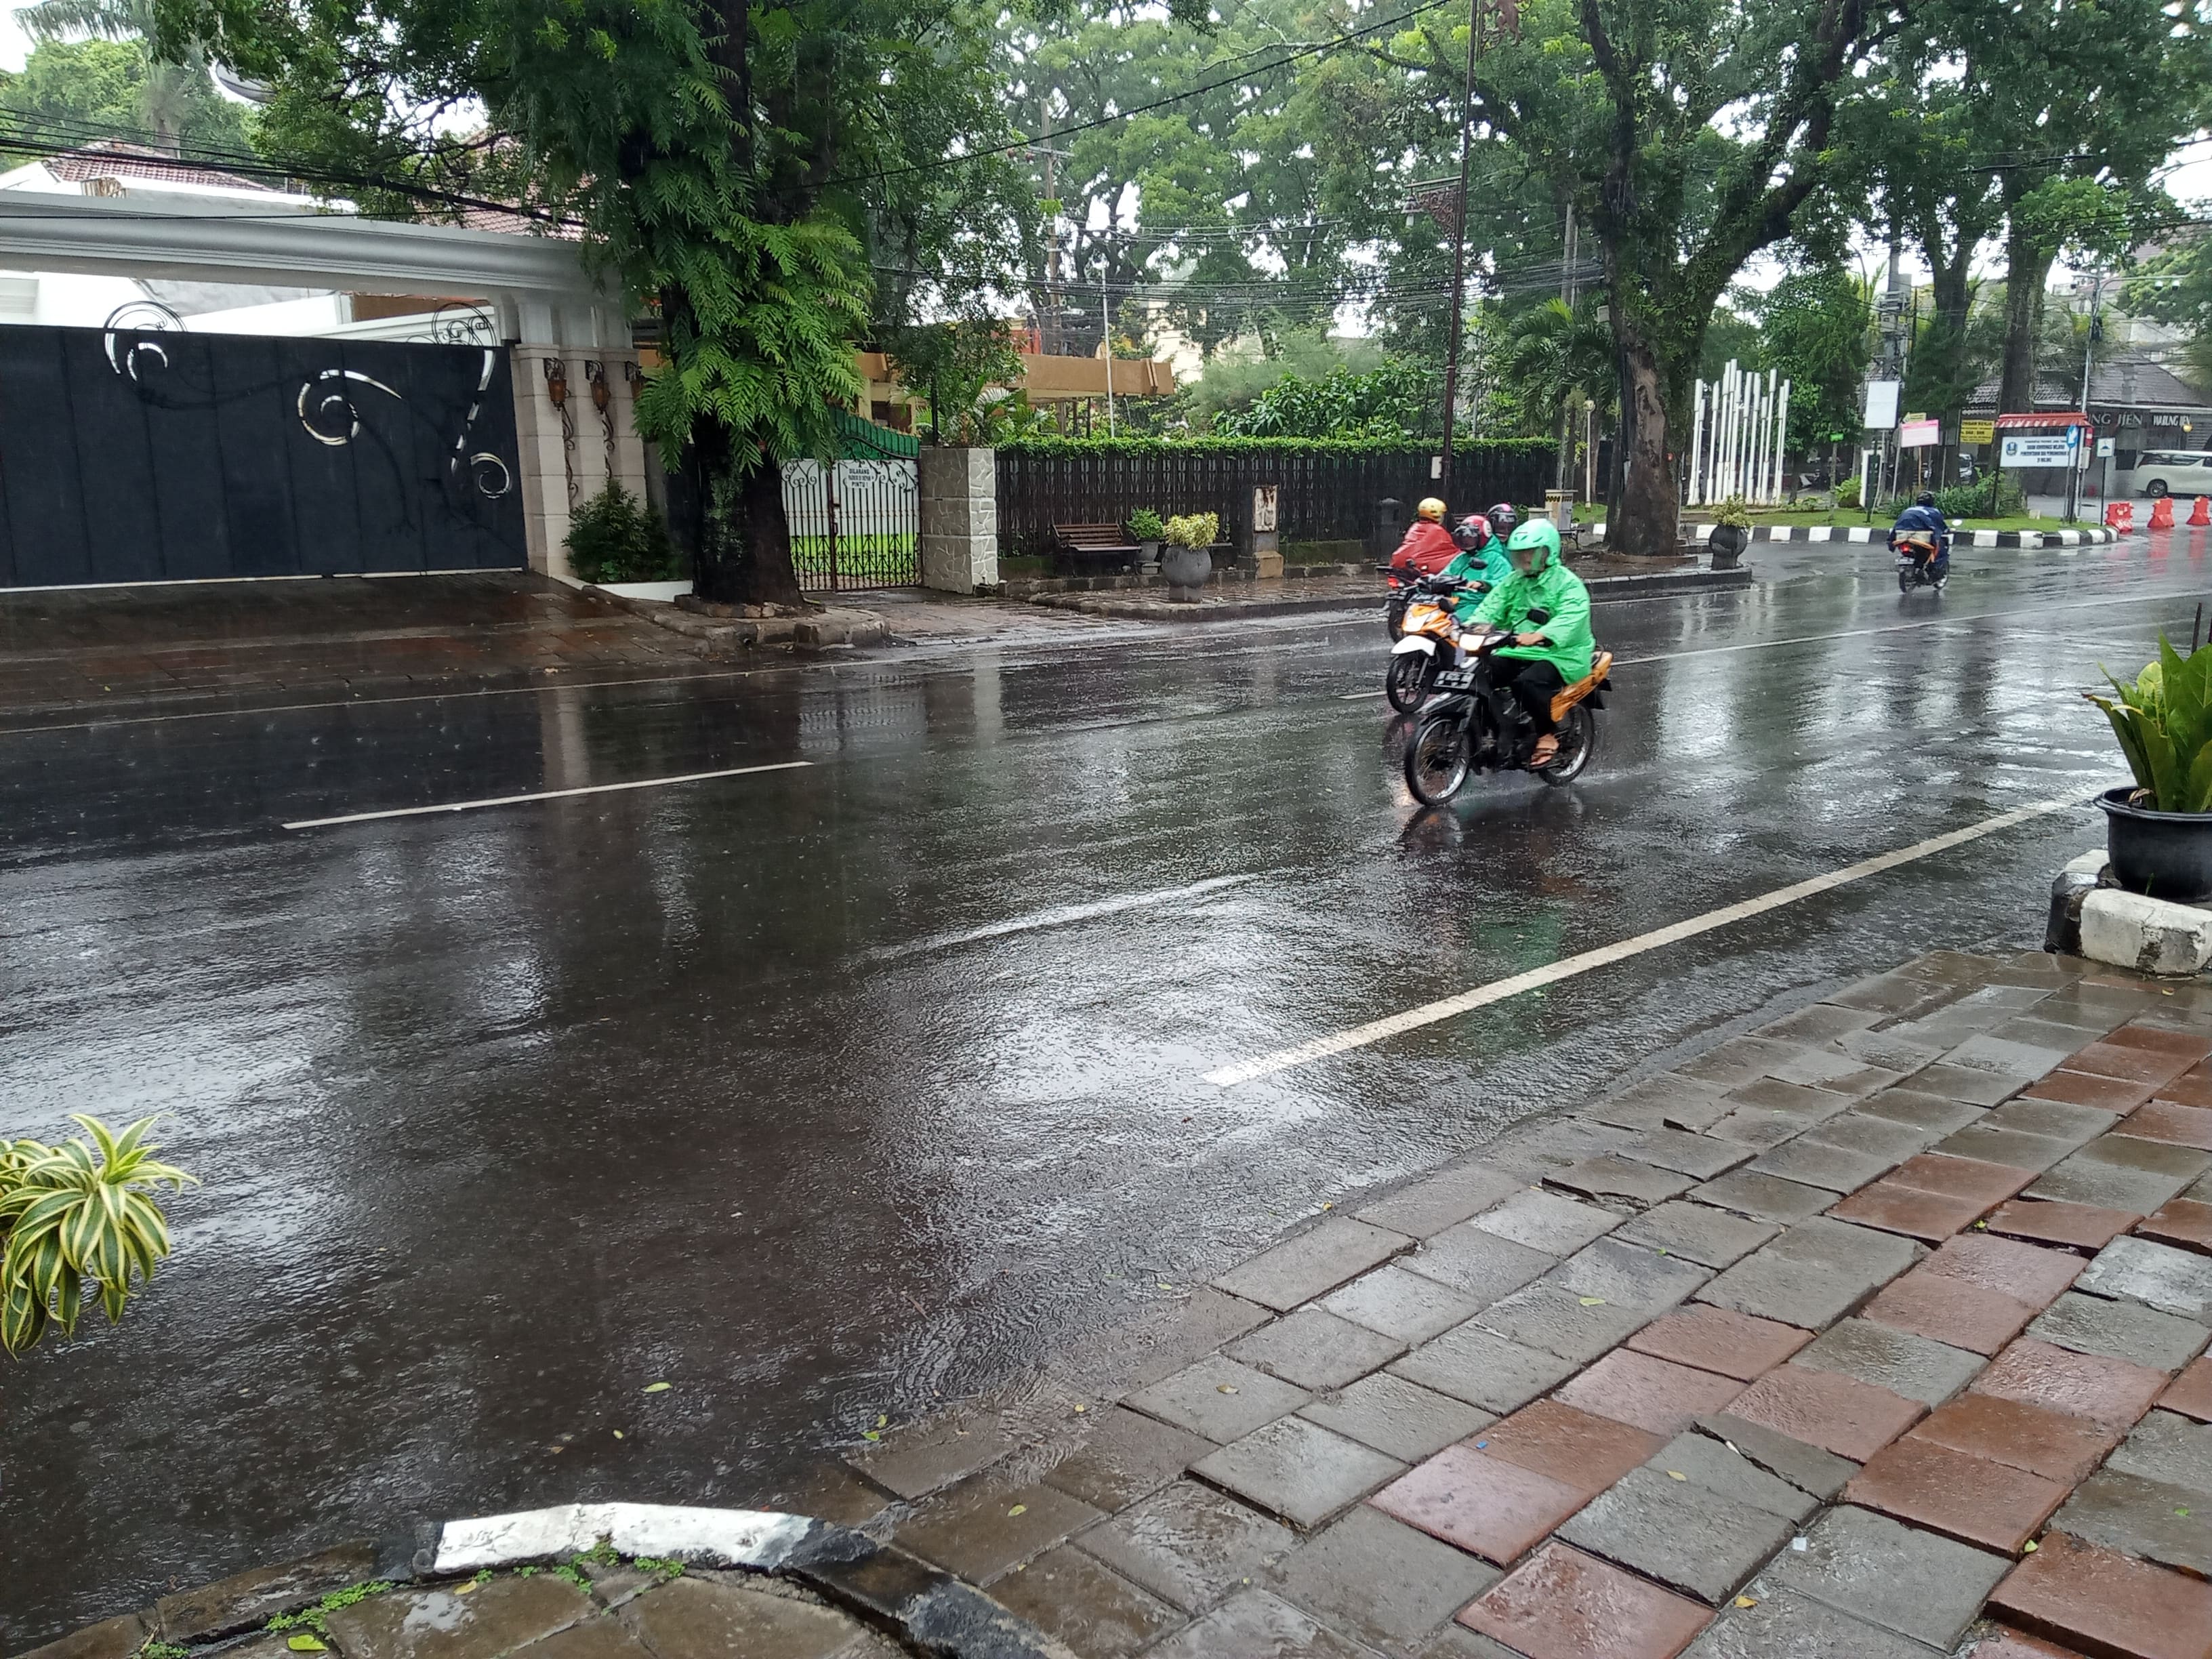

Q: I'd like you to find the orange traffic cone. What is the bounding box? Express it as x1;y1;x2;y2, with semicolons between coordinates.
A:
2106;501;2135;531
2189;496;2209;526
2151;496;2176;530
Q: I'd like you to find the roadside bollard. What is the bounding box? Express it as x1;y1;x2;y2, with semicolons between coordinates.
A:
2190;497;2209;527
2151;496;2177;530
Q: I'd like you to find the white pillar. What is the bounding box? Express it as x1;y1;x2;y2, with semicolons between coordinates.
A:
1772;377;1792;501
1689;380;1708;505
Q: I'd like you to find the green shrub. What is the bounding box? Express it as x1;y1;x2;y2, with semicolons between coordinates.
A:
1127;508;1164;541
2087;638;2212;813
1835;475;1860;509
565;483;681;584
1712;495;1753;529
1933;485;1984;520
1;1116;195;1355
1164;512;1220;548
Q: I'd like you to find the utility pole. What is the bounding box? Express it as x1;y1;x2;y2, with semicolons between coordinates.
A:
1872;232;1908;508
1557;204;1576;493
1101;264;1115;436
1437;0;1482;503
2068;270;2104;526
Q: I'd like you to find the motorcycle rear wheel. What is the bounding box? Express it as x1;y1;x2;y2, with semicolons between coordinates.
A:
1405;712;1473;805
1385;651;1435;713
1536;705;1597;787
1897;565;1914;593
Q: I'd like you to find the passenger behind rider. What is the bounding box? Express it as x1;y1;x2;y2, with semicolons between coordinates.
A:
1888;491;1952;581
1389;497;1460;581
1439;512;1512;611
1468;520;1594;768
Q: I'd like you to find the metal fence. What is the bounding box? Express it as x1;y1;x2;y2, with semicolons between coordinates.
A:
993;445;1556;561
783;457;920;590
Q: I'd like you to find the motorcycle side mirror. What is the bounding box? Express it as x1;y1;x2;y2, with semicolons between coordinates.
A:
1525;607;1551;625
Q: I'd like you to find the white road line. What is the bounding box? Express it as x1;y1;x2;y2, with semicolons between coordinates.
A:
1202;792;2087;1088
865;873;1263;960
282;760;813;830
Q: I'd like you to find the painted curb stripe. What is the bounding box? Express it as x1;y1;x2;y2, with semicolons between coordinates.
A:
283;760;813;829
1202;792;2087;1088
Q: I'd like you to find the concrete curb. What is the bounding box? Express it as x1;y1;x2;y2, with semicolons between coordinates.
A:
2046;848;2212;976
1029;565;1751;623
1587;521;2121;549
596;590;889;654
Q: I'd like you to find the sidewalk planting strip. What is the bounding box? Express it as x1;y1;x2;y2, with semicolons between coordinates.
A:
855;948;2212;1658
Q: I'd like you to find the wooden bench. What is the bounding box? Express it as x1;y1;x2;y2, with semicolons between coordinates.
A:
1052;522;1142;575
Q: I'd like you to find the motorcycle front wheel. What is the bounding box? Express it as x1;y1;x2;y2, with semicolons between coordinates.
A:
1537;705;1597;787
1385;651;1435;713
1405;710;1473;804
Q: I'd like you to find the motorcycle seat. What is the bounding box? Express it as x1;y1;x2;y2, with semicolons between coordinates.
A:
1551;650;1614;722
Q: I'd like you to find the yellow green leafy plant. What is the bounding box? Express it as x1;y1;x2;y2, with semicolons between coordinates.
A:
0;1115;195;1355
1163;512;1220;549
2086;637;2212;813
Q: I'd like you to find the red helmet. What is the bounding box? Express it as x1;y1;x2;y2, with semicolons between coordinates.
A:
1451;514;1491;550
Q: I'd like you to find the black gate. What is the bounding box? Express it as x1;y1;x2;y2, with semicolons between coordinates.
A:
0;322;525;588
783;457;920;590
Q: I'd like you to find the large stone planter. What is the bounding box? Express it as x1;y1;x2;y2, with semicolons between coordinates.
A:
918;446;998;594
1161;543;1211;602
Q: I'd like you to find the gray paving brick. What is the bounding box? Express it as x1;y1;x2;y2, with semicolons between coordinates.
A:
1643;1431;1819;1522
1353;1163;1525;1239
1695;1217;1921;1330
1614;1201;1780;1269
2027;1290;2212;1373
1620;1128;1757;1179
2078;1235;2212;1321
1141;1589;1370;1659
1042;1407;1217;1511
2028;1134;2212;1214
1788;1317;1984;1406
1126;1356;1311;1441
1212;1217;1412;1311
1317;1265;1482;1345
1759;1504;2009;1650
1471;1281;1654;1364
2107;1409;2212;1499
1548;1155;1696;1206
1719;1077;1858;1122
1588;1073;1734;1134
1467;1189;1620;1254
1679;1036;1810;1086
1398;1222;1557;1301
1557;1464;1798;1603
1297;1372;1492;1463
1681;1589;1935;1659
1127;1288;1275;1387
1905;1062;2021;1107
1765;1047;1902;1097
1983;1096;2119;1149
1837;1025;1948;1073
1073;1480;1294;1611
1851;1088;1986;1137
1704;1105;1824;1149
1944;1033;2074;1081
1756;1004;1882;1045
2051;1466;2212;1577
1226;1307;1407;1391
1267;1506;1500;1653
1744;1135;1901;1195
1553;1235;1713;1308
1387;1321;1579;1412
1191;1416;1405;1528
1687;1170;1836;1223
1694;1414;1860;1500
1929;1122;2081;1173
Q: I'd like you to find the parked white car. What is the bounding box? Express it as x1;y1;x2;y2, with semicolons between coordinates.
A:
2115;449;2212;498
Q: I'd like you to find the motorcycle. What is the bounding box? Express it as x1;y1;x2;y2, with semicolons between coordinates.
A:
1384;516;1492;639
1385;574;1486;711
1896;531;1948;594
1401;617;1614;805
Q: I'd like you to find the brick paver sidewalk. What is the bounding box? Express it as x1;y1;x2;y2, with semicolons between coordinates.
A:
860;949;2212;1658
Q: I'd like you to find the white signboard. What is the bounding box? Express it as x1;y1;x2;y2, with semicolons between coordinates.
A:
1252;485;1278;533
1898;418;1941;449
1864;380;1902;430
2000;434;2072;468
2097;437;2116;457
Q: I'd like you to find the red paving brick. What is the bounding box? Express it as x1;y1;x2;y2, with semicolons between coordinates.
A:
2107;1024;2212;1065
1475;1401;1664;1500
2121;1101;2212;1152
1863;1267;2038;1355
1891;1151;2042;1204
1551;1350;1745;1437
1925;1233;2084;1307
2068;1039;2200;1088
1367;1443;1584;1565
2022;1070;2160;1113
1456;1542;1711;1659
1909;1390;2127;1484
1624;1305;1813;1382
2161;1358;2212;1424
1988;1530;2212;1659
2159;1069;2212;1111
1830;1179;1989;1242
1723;1362;1925;1461
1845;1435;2070;1554
2137;1198;2212;1255
1971;1337;2169;1429
1985;1197;2142;1251
1965;1630;2095;1659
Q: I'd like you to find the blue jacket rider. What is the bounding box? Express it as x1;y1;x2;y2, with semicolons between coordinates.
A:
1888;492;1952;579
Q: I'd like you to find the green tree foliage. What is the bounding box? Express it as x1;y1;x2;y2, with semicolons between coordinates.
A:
157;0;1033;605
1754;267;1871;454
1211;356;1438;437
1181;327;1389;430
8;0;253;155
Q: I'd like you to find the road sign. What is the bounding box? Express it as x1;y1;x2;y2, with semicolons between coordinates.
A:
1959;419;1996;445
2097;437;2116;457
2066;426;2082;450
2000;434;2072;468
1864;381;1901;430
1898;418;1941;449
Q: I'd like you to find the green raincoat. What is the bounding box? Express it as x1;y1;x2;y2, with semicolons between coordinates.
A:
1470;532;1594;681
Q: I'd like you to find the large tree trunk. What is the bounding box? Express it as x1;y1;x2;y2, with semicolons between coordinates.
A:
681;422;806;607
1610;333;1679;556
1998;221;2057;416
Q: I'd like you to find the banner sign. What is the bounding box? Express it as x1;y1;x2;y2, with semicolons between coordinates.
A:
1898;419;1941;449
2000;434;2072;468
1959;419;1996;445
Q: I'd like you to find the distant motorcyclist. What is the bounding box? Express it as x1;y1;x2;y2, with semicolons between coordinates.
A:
1469;520;1593;769
1487;502;1521;544
1889;491;1952;586
1389;497;1460;580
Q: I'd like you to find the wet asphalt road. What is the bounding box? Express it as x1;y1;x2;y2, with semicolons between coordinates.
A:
5;533;2212;1643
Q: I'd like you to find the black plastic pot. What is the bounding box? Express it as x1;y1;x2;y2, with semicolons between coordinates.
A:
2098;785;2212;902
1708;523;1748;570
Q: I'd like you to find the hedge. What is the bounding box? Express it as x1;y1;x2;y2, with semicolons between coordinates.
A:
996;434;1558;461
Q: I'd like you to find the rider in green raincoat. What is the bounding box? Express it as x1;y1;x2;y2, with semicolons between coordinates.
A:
1469;520;1593;764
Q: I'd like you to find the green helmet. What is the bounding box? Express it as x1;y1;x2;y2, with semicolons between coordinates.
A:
1507;518;1561;575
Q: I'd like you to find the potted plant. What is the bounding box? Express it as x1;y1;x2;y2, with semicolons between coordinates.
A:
1708;496;1752;569
2085;636;2212;900
1128;508;1164;569
1161;512;1220;595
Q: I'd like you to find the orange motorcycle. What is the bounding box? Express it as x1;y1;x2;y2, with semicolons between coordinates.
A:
1385;574;1485;712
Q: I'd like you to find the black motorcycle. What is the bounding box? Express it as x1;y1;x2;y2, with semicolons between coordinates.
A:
1895;532;1949;594
1401;616;1611;805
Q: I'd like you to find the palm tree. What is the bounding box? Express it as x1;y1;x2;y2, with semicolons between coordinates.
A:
16;0;201;153
1496;298;1618;493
